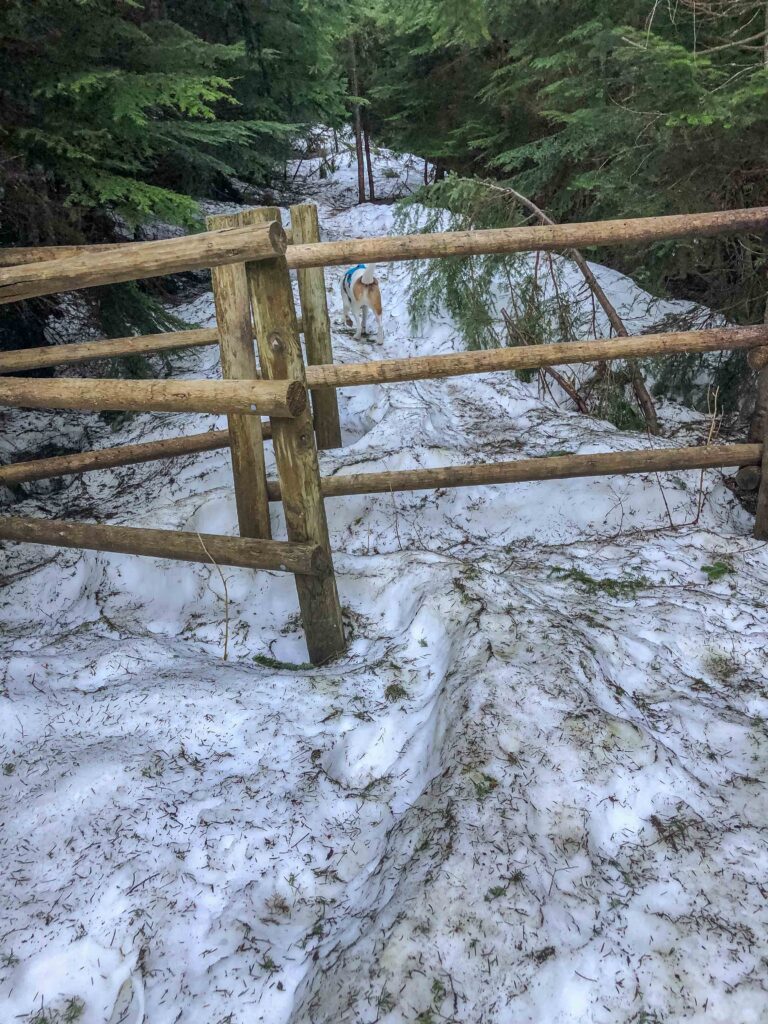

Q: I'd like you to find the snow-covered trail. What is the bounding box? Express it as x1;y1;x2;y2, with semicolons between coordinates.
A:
1;149;767;1024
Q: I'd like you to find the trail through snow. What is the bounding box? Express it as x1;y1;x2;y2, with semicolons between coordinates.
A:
1;149;767;1024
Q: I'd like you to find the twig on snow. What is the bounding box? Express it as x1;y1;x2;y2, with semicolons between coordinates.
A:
196;531;231;661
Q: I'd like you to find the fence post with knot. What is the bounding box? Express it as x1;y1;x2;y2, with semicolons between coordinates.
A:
245;207;346;665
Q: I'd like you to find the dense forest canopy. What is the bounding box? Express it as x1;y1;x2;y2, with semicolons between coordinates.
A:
365;0;768;323
0;0;347;240
1;0;767;416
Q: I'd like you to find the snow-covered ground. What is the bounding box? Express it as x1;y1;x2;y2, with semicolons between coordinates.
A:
1;147;767;1024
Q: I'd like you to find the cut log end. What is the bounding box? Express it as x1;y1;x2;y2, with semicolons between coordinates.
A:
748;346;768;372
268;220;288;256
735;465;762;492
307;545;333;577
284;379;308;417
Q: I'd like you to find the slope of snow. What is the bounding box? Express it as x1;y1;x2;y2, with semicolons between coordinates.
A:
1;147;767;1024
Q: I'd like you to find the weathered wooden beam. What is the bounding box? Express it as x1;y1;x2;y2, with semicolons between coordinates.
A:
0;377;306;416
737;360;768;493
0;243;125;267
0;221;287;304
290;204;342;450
3;208;764;303
285;207;768;270
0;320;752;380
207;211;272;540
4;208;762;300
1;322;760;382
0;319;306;375
0;516;324;574
247;213;346;665
262;443;762;501
305;326;768;390
0;328;220;374
0;429;242;485
0;228;295;268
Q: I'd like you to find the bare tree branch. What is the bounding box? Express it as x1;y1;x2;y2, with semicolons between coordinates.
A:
483;181;660;434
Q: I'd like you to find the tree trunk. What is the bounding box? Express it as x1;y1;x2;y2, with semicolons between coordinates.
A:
749;367;768;441
735;295;768;492
348;36;366;205
748;297;768;443
363;122;375;201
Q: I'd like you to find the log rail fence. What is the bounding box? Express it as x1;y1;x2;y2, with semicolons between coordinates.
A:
0;205;767;663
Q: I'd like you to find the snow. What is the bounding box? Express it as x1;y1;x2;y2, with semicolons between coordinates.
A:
1;145;768;1024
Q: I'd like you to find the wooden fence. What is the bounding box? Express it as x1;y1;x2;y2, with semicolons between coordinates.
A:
0;204;767;664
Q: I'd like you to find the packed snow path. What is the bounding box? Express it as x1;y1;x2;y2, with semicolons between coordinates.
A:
1;150;767;1024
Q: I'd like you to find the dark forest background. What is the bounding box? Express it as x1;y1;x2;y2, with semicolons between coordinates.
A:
2;0;767;424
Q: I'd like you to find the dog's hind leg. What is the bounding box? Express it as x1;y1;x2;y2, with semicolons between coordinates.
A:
342;288;354;329
369;284;384;343
361;304;368;337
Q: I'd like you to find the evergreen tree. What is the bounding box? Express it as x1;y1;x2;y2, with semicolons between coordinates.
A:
364;0;768;420
0;0;348;344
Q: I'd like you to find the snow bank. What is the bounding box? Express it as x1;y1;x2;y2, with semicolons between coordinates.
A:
1;146;767;1024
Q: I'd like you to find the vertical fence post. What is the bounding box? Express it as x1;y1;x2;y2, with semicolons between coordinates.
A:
755;416;768;540
206;211;271;539
289;203;343;449
245;210;346;665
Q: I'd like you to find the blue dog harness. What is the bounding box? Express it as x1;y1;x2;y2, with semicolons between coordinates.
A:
343;264;367;298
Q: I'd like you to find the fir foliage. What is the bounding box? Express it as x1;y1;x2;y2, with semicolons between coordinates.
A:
396;175;651;430
0;0;348;344
364;0;768;419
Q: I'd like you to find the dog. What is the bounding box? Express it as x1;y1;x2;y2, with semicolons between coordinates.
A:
341;264;384;343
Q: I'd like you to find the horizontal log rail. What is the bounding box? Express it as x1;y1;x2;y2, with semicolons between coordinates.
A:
286;207;768;270
3;210;764;277
0;228;295;268
304;325;768;390
1;425;759;497
0;317;306;374
0;516;323;574
262;443;762;500
0;428;251;485
0;377;305;416
0;328;219;373
0;221;287;305
0;208;765;304
0;243;131;267
0;323;762;380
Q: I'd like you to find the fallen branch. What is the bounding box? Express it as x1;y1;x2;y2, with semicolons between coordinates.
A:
501;308;590;414
694;385;722;524
196;531;231;661
484;181;660;434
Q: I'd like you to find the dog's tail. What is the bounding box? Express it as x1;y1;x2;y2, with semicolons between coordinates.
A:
361;265;376;285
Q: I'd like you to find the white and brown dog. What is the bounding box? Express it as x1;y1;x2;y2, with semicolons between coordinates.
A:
341;264;384;343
